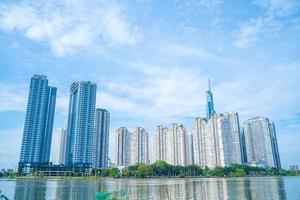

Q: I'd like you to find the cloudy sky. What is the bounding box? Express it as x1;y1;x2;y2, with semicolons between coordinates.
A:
0;0;300;169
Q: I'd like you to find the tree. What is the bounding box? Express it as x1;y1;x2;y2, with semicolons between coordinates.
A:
151;161;171;176
234;168;245;177
208;167;224;177
185;164;202;176
109;168;120;178
137;164;153;178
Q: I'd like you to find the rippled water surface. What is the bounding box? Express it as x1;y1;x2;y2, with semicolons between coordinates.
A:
0;177;300;199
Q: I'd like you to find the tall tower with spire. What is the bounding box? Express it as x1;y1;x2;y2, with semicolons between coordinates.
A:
206;79;215;119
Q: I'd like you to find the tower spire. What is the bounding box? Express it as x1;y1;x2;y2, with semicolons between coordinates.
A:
206;79;215;119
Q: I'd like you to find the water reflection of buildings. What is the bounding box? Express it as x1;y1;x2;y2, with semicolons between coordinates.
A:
125;177;287;200
14;180;46;200
151;179;188;200
242;177;287;200
12;177;287;200
53;180;95;199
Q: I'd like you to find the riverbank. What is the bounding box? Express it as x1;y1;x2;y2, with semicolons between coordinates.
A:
2;161;299;179
2;174;300;180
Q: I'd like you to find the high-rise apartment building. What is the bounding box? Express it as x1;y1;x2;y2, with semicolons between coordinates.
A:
59;128;67;164
193;117;208;167
153;125;168;162
130;127;149;164
64;81;97;167
187;134;194;165
222;112;243;164
167;123;188;166
193;112;243;168
93;109;110;169
205;114;224;168
19;74;57;172
115;127;131;166
243;117;281;168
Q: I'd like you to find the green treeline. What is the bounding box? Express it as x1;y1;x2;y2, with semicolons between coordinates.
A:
93;161;300;178
2;161;300;178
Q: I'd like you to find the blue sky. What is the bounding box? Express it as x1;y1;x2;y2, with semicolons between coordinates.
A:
0;0;300;169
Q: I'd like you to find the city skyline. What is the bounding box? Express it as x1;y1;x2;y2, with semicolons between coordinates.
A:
0;74;296;171
1;0;300;169
14;73;282;172
0;72;291;170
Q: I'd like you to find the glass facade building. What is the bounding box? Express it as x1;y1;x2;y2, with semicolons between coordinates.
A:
19;74;57;172
93;109;110;169
64;81;97;167
206;80;215;119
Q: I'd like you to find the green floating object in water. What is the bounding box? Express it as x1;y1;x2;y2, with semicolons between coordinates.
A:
94;192;112;200
95;190;129;200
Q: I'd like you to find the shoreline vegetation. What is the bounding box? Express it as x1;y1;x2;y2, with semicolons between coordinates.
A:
1;161;300;179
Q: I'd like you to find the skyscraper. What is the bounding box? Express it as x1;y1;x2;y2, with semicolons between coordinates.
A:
222;112;243;165
243;117;281;168
153;125;168;162
193;112;243;168
65;81;97;167
93;109;110;169
269;122;281;169
19;74;57;172
193;117;208;167
167;123;188;166
130;127;149;164
115;127;131;166
187;134;194;165
206;79;215;119
59;128;67;164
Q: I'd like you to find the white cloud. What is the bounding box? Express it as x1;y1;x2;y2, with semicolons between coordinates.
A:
235;0;300;48
160;42;217;60
0;127;22;169
0;83;27;112
176;0;224;11
193;0;224;9
234;18;264;48
98;62;206;122
254;0;300;17
0;1;142;56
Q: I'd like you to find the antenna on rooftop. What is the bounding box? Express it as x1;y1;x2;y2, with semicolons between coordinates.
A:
208;79;211;91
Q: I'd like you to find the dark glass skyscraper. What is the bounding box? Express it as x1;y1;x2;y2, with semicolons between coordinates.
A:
19;74;57;172
65;81;97;167
206;79;215;119
93;109;110;169
269;122;281;169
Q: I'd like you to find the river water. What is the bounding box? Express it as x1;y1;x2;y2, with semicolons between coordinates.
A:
0;177;300;199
